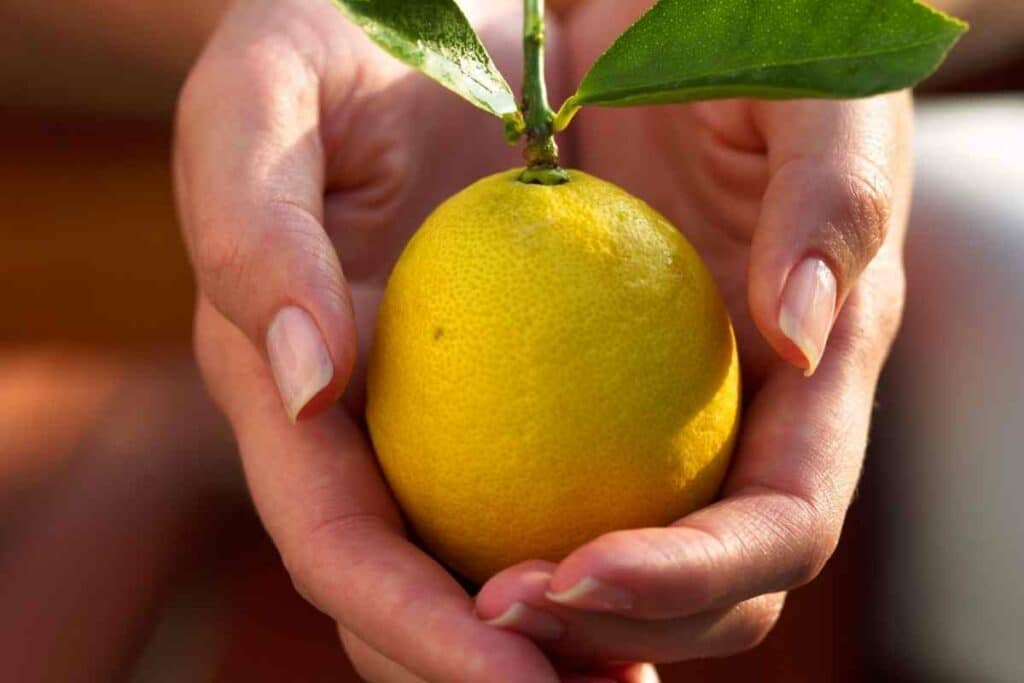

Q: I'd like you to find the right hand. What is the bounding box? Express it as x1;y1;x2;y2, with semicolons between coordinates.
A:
175;1;582;680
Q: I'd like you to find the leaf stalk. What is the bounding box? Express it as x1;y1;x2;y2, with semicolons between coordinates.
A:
519;0;569;185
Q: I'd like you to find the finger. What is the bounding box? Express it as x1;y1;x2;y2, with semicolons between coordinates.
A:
340;627;427;683
552;596;784;663
478;562;784;663
555;658;659;683
559;665;657;683
556;663;658;683
194;298;558;683
599;663;660;683
175;1;356;422
542;650;660;683
342;622;644;683
748;94;912;374
541;301;885;619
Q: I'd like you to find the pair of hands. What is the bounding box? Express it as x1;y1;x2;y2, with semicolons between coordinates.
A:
174;0;910;680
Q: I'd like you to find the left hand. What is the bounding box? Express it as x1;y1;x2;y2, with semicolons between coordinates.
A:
476;0;911;669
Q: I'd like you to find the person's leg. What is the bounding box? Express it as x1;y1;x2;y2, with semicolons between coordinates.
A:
873;97;1024;680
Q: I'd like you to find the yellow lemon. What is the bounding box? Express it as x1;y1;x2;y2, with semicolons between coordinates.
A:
367;169;740;582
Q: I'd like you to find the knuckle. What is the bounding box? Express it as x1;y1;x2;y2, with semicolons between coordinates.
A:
279;543;335;618
190;200;342;332
193;226;252;300
339;631;383;683
283;512;386;604
677;527;729;610
268;201;348;299
709;595;787;658
287;570;323;614
828;165;893;270
279;542;329;610
179;30;319;145
767;492;843;589
733;489;847;593
346;653;379;683
795;505;841;587
241;41;297;104
733;598;786;653
238;32;321;117
731;619;769;654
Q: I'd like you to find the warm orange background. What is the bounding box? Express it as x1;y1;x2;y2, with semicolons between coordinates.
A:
2;10;1021;681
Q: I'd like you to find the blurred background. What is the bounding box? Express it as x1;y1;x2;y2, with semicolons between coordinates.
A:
1;1;1021;681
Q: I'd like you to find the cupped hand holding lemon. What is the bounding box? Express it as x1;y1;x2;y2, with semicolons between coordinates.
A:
177;0;963;679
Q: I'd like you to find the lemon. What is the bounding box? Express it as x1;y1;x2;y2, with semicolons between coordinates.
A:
367;169;740;582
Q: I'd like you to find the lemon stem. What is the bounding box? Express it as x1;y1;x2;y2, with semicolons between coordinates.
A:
520;0;568;185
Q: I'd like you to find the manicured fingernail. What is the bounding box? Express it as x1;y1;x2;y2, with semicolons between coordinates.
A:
266;306;333;422
546;577;634;612
778;257;837;377
484;602;565;641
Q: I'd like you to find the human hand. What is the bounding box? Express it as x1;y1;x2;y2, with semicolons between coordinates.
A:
476;0;911;667
178;0;911;676
174;1;595;680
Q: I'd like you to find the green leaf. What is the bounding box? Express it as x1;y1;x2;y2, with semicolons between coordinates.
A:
557;0;966;128
331;0;518;119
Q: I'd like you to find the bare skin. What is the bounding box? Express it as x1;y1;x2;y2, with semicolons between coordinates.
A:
476;0;910;665
0;0;1012;680
176;0;913;680
0;352;241;683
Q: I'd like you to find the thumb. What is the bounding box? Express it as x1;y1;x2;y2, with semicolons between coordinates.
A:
748;94;911;375
175;13;355;421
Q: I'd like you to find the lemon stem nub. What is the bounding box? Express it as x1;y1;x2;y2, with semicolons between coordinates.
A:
520;0;568;185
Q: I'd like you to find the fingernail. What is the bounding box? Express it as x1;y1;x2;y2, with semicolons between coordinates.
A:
484;602;565;641
546;577;634;612
266;306;334;422
778;257;837;377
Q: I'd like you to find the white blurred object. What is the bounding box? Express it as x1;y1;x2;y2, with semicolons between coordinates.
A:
878;96;1024;680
